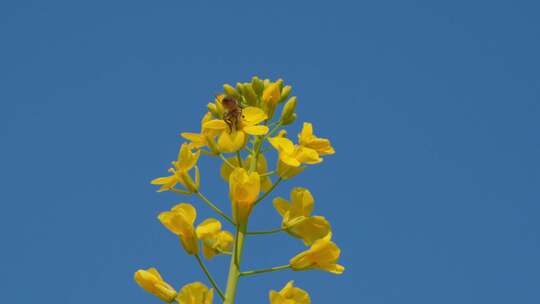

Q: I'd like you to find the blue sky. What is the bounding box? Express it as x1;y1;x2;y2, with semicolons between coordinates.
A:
1;1;539;303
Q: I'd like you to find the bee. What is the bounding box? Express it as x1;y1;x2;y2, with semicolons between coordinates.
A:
221;96;243;133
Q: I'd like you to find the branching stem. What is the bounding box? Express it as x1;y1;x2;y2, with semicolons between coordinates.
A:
195;254;225;300
240;265;291;277
246;227;285;235
219;154;237;169
236;151;243;168
195;191;235;225
253;177;283;206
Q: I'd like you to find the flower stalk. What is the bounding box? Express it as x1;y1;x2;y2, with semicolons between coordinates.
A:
245;227;285;235
195;191;235;225
240;265;291;277
224;224;246;304
136;77;343;304
195;254;225;300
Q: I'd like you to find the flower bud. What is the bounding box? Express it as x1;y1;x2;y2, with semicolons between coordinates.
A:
278;85;292;103
269;281;310;304
262;83;281;119
204;134;221;155
223;83;237;95
262;83;281;105
223;84;241;100
229;168;261;226
134;268;177;302
251;76;265;96
243;84;258;106
178;170;199;193
275;78;284;90
279;96;297;125
177;282;214;304
235;82;245;95
207;102;220;118
277;159;304;179
158;203;199;255
290;238;344;274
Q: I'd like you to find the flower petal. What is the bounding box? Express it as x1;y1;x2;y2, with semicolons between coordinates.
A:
171;203;197;225
217;130;247;153
289;187;314;218
242;107;267;125
289;216;332;246
319;263;345;274
268;137;295;155
203;119;228;130
243;125;269;135
294;147;322;165
196;218;222;239
273;197;290;217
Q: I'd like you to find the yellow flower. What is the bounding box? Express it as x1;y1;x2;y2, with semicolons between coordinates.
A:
203;107;269;152
158;203;199;255
229;167;261;225
206;94;225;118
298;122;335;155
151;143;201;193
260;79;292;119
262;82;281;118
279;96;297;125
195;218;234;259
134;268;177;302
262;82;281;106
176;282;214;304
220;154;272;192
181;112;220;153
273;188;331;245
290;238;344;274
269;281;311;304
268;137;321;179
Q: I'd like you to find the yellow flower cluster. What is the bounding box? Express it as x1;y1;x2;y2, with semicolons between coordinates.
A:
135;77;344;304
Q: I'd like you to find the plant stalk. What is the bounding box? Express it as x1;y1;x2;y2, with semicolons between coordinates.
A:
223;225;246;304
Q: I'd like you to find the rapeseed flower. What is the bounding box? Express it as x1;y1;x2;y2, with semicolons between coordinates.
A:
158;203;198;255
220;154;272;192
134;268;177;302
262;82;281;119
290;238;344;274
269;281;310;304
279;97;297;126
298;122;335;155
136;77;342;304
177;282;214;304
273;188;331;245
203;107;269;152
181;112;220;153
196;218;234;259
268;136;321;179
151;143;201;193
229;167;260;225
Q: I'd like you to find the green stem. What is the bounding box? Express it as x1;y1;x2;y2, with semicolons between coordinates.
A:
170;188;190;195
239;265;291;277
245;227;285;235
248;137;262;172
195;254;225;300
236;151;243;167
253;177;283;206
219;154;236;169
223;135;263;303
264;123;282;140
259;170;275;177
195;191;235;225
224;225;246;304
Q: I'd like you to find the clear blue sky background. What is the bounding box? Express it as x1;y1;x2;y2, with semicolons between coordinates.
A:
1;1;539;303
